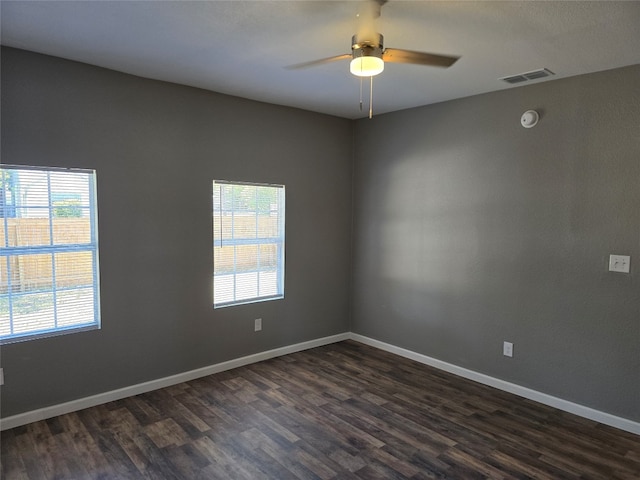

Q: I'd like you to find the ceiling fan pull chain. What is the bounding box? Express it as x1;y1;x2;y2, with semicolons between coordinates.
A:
359;76;364;112
369;75;374;119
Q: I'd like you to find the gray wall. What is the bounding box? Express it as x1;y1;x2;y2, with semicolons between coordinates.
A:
2;46;638;425
351;65;640;421
0;47;353;417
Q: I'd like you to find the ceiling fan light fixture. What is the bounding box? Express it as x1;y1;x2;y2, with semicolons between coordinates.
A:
350;56;384;77
350;33;385;77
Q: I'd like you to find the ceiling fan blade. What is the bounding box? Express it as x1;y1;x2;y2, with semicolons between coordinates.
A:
285;54;351;70
382;48;459;68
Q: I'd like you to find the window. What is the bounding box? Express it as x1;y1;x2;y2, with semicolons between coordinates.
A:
0;165;100;344
213;181;285;307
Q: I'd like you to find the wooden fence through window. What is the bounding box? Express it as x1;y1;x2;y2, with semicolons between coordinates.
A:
0;218;93;293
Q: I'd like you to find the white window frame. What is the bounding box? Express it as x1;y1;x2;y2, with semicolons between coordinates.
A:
0;165;101;344
213;180;285;308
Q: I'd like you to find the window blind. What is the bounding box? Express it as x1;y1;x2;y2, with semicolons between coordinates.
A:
0;165;100;344
213;181;285;307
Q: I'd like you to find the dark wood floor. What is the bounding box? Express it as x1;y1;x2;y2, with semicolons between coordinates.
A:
1;340;639;479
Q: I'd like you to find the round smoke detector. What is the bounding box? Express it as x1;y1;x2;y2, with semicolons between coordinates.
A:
521;110;539;128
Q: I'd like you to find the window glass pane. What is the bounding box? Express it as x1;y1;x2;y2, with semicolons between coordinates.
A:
257;214;278;238
6;214;51;247
12;171;49;212
259;244;278;269
258;270;278;297
52;215;92;245
236;245;258;273
0;257;8;293
213;245;234;275
54;251;94;288
213;273;234;305
8;292;56;334
12;253;53;292
57;287;96;328
234;215;256;239
235;272;258;301
0;308;9;337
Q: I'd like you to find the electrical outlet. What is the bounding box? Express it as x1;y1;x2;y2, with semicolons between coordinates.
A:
609;254;630;273
254;318;262;332
0;368;4;386
503;341;514;358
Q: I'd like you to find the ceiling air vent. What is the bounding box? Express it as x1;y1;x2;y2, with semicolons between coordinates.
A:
500;68;555;85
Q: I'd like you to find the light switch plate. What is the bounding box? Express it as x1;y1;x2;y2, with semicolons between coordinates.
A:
609;254;630;273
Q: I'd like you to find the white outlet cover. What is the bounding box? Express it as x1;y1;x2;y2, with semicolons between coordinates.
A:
503;341;514;357
609;254;630;273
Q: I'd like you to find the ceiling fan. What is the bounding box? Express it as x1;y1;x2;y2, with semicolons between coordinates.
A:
287;0;460;118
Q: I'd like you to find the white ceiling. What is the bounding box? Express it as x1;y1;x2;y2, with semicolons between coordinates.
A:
2;1;639;119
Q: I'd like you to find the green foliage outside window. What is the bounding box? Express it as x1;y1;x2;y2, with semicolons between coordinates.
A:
53;199;82;217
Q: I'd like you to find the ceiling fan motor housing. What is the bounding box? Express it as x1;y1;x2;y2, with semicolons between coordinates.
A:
351;33;384;59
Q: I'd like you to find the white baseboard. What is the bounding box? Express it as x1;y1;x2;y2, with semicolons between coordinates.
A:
0;332;350;431
349;333;640;436
2;331;638;436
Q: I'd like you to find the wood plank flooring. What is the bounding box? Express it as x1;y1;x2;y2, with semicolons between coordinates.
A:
1;340;639;479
